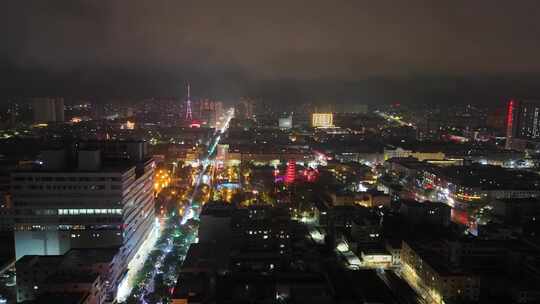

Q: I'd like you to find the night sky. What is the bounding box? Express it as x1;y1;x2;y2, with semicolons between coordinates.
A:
3;0;540;104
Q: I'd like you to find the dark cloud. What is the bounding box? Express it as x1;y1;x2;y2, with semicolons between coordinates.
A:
2;0;540;100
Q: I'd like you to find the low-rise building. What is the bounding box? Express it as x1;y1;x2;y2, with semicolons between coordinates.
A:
16;248;115;303
421;164;540;204
384;147;446;161
399;200;451;227
354;189;391;208
491;198;540;225
401;241;481;304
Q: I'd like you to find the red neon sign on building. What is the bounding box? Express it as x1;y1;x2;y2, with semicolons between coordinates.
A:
507;100;515;131
506;99;516;150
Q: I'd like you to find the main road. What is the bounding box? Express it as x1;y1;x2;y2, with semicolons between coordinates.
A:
181;108;233;224
119;108;234;303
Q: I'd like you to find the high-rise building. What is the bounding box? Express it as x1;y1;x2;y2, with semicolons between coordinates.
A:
10;141;155;300
199;99;224;127
216;144;229;162
32;97;65;124
279;115;293;129
486;106;507;133
505;99;540;149
340;103;368;114
312;113;334;128
236;98;255;119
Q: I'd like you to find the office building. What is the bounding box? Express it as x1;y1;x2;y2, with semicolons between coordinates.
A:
236;98;255;119
278;115;293;129
487;106;507;133
198;99;223;127
32;97;65;124
10;141;155;300
312;113;334;128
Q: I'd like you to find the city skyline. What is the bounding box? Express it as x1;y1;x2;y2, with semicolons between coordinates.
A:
4;1;540;103
2;2;540;304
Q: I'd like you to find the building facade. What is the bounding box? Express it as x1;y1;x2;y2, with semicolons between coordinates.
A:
11;142;155;301
312;113;334;128
401;241;480;304
506;99;540;149
32;97;65;124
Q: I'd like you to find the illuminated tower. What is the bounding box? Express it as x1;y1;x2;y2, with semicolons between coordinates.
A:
284;159;296;185
185;83;193;121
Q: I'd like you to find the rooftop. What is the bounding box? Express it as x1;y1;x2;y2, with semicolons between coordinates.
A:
405;240;472;276
181;243;230;272
432;164;540;190
32;292;88;304
16;248;117;274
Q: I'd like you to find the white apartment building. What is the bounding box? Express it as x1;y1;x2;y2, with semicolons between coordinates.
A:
11;144;155;301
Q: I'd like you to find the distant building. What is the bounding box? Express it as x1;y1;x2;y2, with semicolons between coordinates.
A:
334;151;385;166
226;145;311;166
487;106;507;133
399;200;451;227
198;99;223;127
32;97;65;124
0;160;15;231
216;144;229;162
342;103;368;114
505;99;540;149
236;98;255;120
312;113;334;128
278;115;293;129
383;147;445;161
